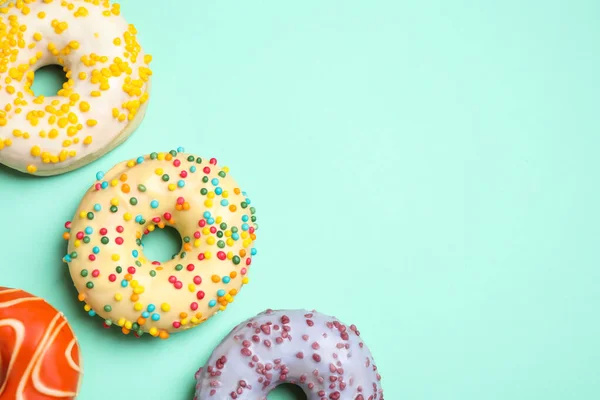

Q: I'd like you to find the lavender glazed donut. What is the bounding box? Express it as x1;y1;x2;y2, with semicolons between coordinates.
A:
194;309;384;400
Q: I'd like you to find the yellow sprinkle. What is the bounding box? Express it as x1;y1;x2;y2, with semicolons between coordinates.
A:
112;254;120;261
115;293;123;301
161;303;171;312
30;146;41;157
133;303;143;311
26;165;37;173
124;213;132;221
33;32;42;41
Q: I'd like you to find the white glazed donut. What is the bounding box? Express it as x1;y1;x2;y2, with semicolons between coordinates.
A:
0;0;151;176
62;148;259;339
194;309;384;400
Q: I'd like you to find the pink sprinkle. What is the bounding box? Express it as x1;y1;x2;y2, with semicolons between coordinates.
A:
94;183;101;190
88;254;96;261
197;253;205;261
217;251;226;260
190;302;198;311
168;276;176;283
152;217;161;223
203;166;210;174
127;266;136;274
209;226;217;234
116;226;124;233
246;258;252;266
91;269;100;278
173;321;181;329
186;264;195;271
99;228;107;235
173;159;181;167
115;237;124;245
64;221;71;229
196;291;205;300
210;158;217;165
193;276;202;285
177;197;185;205
174;281;183;289
198;220;206;227
180;171;188;178
249;227;255;234
194;231;201;239
76;232;84;240
241;268;247;275
108;274;116;282
163;212;172;220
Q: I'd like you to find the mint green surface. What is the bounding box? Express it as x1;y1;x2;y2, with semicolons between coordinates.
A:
1;0;599;399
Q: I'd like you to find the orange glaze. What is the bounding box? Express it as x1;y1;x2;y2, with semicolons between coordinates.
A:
0;287;82;399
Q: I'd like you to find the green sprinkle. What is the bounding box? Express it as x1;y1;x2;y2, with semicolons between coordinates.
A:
110;205;118;213
162;174;170;182
150;270;157;277
200;188;208;195
104;305;112;312
101;237;109;244
86;282;94;289
87;212;94;220
217;240;225;248
116;266;122;273
202;176;209;183
232;256;241;265
138;184;147;192
81;269;88;277
130;197;138;205
175;264;183;271
83;236;91;244
150;152;158;160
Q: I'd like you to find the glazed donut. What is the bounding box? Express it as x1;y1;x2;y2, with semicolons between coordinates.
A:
0;287;82;399
194;309;384;400
62;147;259;339
0;0;152;176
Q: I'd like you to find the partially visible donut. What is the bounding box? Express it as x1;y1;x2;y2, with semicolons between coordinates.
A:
0;0;152;176
0;287;82;399
194;309;384;400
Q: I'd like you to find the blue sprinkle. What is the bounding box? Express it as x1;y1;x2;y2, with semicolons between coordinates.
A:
151;313;160;321
150;200;159;209
241;223;249;231
135;215;143;223
93;204;101;211
217;289;226;297
142;311;150;318
215;187;223;195
232;233;239;240
92;246;100;254
222;276;231;284
177;146;185;152
88;310;96;317
242;215;249;222
121;280;128;287
177;180;185;188
207;218;215;225
132;250;139;257
101;181;108;189
190;166;196;173
208;300;217;307
203;211;211;219
211;178;219;186
245;198;251;204
251;248;257;256
220;199;229;206
95;171;104;180
64;255;72;262
85;227;93;234
137;156;144;164
147;304;156;312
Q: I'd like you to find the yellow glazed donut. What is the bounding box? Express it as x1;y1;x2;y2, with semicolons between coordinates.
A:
0;0;152;176
62;148;259;339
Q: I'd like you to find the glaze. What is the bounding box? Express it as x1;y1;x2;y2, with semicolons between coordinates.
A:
0;287;82;399
0;0;151;175
63;148;258;339
194;309;384;399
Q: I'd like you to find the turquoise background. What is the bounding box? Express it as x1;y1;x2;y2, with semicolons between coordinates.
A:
1;0;600;398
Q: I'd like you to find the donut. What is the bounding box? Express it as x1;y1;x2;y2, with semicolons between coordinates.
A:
194;309;384;400
0;0;152;176
62;147;259;339
0;287;82;399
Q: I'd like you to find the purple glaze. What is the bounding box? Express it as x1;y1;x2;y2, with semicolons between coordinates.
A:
194;309;384;400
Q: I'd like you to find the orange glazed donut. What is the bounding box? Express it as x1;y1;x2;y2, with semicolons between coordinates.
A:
0;287;82;399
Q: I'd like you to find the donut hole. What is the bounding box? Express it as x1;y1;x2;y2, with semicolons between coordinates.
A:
140;226;183;263
268;384;307;400
30;64;68;97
